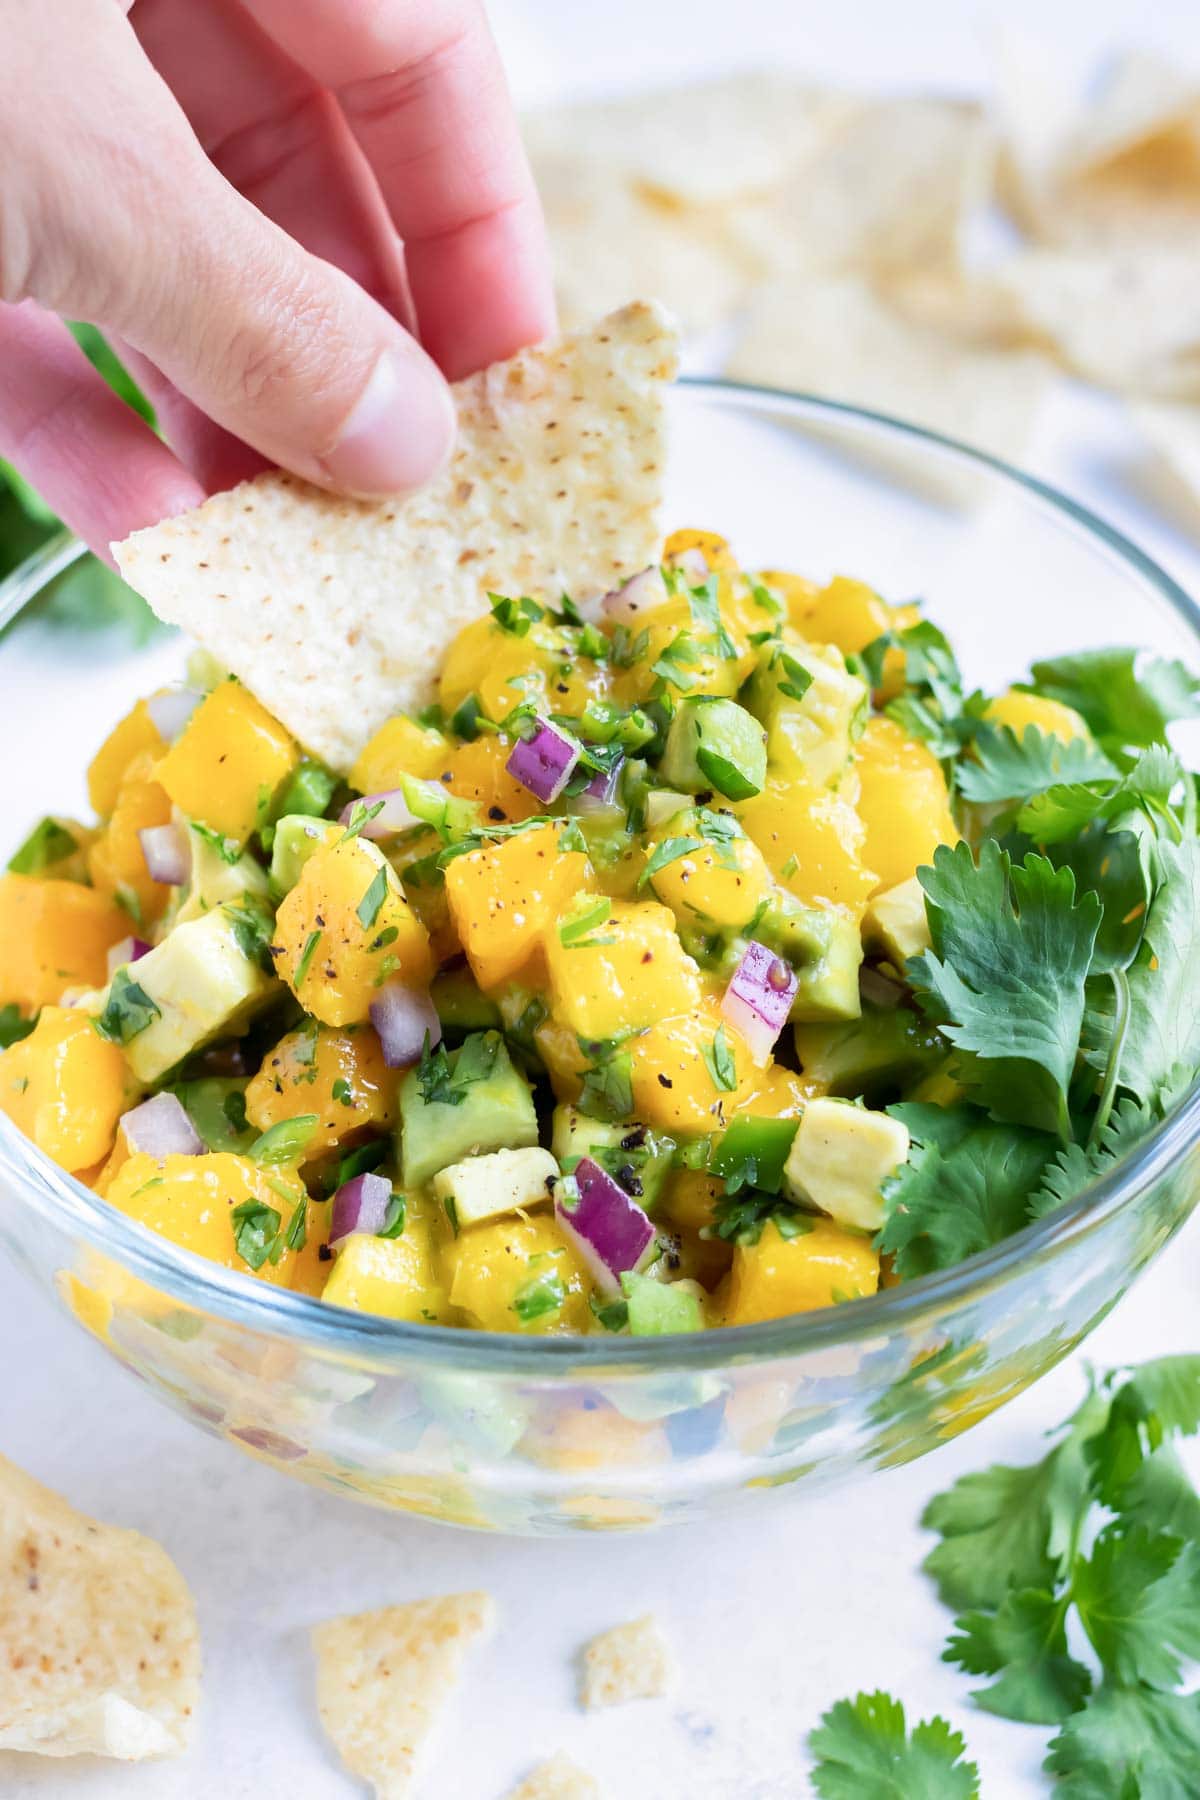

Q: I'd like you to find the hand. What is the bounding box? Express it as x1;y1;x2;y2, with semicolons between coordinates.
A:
0;0;554;558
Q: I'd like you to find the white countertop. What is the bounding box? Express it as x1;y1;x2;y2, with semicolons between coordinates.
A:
5;5;1200;1796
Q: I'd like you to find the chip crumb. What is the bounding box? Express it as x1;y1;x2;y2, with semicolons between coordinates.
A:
580;1613;675;1710
0;1455;199;1761
505;1750;604;1800
311;1590;495;1798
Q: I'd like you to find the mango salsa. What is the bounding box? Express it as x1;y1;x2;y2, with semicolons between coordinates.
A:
0;1007;132;1171
158;679;298;843
0;874;129;1010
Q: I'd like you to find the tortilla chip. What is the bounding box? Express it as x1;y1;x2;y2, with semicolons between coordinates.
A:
726;274;1051;469
579;1614;674;1710
311;1590;494;1798
506;1752;603;1800
114;304;678;772
0;1455;199;1760
1056;51;1200;180
996;249;1200;398
1132;400;1200;514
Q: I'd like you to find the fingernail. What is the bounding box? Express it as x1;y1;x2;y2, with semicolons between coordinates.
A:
320;349;456;496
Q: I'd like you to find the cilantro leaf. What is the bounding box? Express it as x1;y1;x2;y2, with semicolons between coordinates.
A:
1118;1445;1200;1542
1028;1097;1156;1219
879;1104;1056;1277
1044;1683;1200;1799
1108;837;1200;1107
1018;745;1184;846
0;1004;35;1049
922;1452;1083;1613
809;1691;979;1800
638;835;704;889
94;968;161;1045
416;1031;500;1107
1025;647;1200;752
945;1587;1092;1724
701;1024;737;1092
355;866;389;930
910;841;1101;1142
1073;1528;1200;1691
230;1198;283;1270
956;724;1116;806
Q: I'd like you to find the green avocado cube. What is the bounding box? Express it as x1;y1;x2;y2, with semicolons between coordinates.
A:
398;1032;537;1188
659;697;767;800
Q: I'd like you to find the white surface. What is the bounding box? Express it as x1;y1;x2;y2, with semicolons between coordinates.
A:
5;5;1200;1797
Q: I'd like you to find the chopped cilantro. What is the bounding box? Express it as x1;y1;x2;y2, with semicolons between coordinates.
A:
0;1005;35;1049
638;835;704;889
331;1078;354;1107
294;929;322;986
338;798;386;844
230;1198;283;1270
94;968;160;1045
416;1031;500;1107
702;1024;737;1092
578;1046;634;1122
772;646;813;703
355;867;389;930
449;692;483;740
282;1195;308;1253
651;630;704;692
511;1263;566;1324
191;821;242;864
224;898;276;971
7;816;77;875
489;593;544;635
557;896;614;949
378;1192;406;1238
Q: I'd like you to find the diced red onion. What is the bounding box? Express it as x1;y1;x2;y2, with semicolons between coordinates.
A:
672;548;709;584
138;822;189;886
120;1092;205;1158
578;756;624;808
369;979;441;1069
555;1156;656;1296
146;686;202;743
337;789;420;839
107;935;151;978
601;566;667;627
505;719;580;804
331;1171;393;1249
721;940;798;1065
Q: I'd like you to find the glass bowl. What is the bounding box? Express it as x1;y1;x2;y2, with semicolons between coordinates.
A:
3;381;1200;1537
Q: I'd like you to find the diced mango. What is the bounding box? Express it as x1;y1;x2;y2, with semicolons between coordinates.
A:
445;1214;593;1334
86;768;174;928
722;1217;880;1324
157;680;298;843
245;1022;397;1158
645;820;772;930
438;614;555;723
349;715;449;792
0;874;129;1010
741;1064;813;1117
798;578;919;699
546;899;700;1041
758;569;822;633
0;1006;132;1172
611;594;753;707
87;699;164;818
440;736;544;826
736;778;877;915
273;836;431;1026
444;823;591;991
985;689;1090;744
105;1151;319;1289
663;527;739;573
532;1015;591;1102
854;715;957;894
629;1002;756;1134
322;1216;447;1321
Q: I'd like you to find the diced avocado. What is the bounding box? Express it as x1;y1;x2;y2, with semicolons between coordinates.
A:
621;1271;703;1335
659;697;767;801
268;815;339;898
795;1003;947;1105
433;1145;559;1229
744;641;867;787
398;1033;537;1188
791;909;863;1021
271;759;338;825
170;1076;255;1152
117;903;278;1083
863;874;931;967
431;966;502;1032
172;823;271;925
643;788;691;829
783;1096;910;1232
551;1105;675;1210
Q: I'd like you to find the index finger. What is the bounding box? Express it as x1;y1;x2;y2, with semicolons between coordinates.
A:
238;0;555;378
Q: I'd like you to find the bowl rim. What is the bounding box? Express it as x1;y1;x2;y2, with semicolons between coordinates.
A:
3;375;1200;1377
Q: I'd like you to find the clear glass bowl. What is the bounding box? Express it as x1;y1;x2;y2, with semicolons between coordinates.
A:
4;382;1200;1536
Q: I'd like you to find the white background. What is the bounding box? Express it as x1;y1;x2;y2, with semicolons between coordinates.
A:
4;3;1200;1797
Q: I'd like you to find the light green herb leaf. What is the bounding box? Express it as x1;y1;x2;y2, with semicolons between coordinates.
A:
1026;647;1200;751
1044;1682;1200;1799
957;723;1116;806
809;1691;979;1800
945;1587;1092;1725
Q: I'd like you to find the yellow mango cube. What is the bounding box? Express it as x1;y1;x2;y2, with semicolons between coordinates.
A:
629;1003;756;1133
0;1006;132;1172
245;1021;397;1158
445;1214;593;1334
272;836;431;1026
798;578;920;700
157;680;298;843
645;820;772;930
441;735;546;825
546;899;700;1041
854;715;958;895
87;699;164;817
349;714;449;793
984;689;1090;744
322;1219;447;1322
723;1217;880;1324
0;874;129;1010
105;1151;321;1289
736;778;877;915
444;822;591;992
87;767;174;928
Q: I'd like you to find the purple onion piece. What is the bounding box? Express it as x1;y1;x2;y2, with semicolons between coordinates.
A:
337;789;420;839
721;940;798;1065
138;823;189;887
505;719;581;804
146;686;202;744
579;755;625;809
107;935;151;978
331;1171;394;1248
600;566;667;626
120;1092;205;1158
369;979;441;1069
555;1156;656;1296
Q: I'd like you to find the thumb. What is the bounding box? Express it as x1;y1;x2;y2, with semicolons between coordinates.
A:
11;11;455;496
